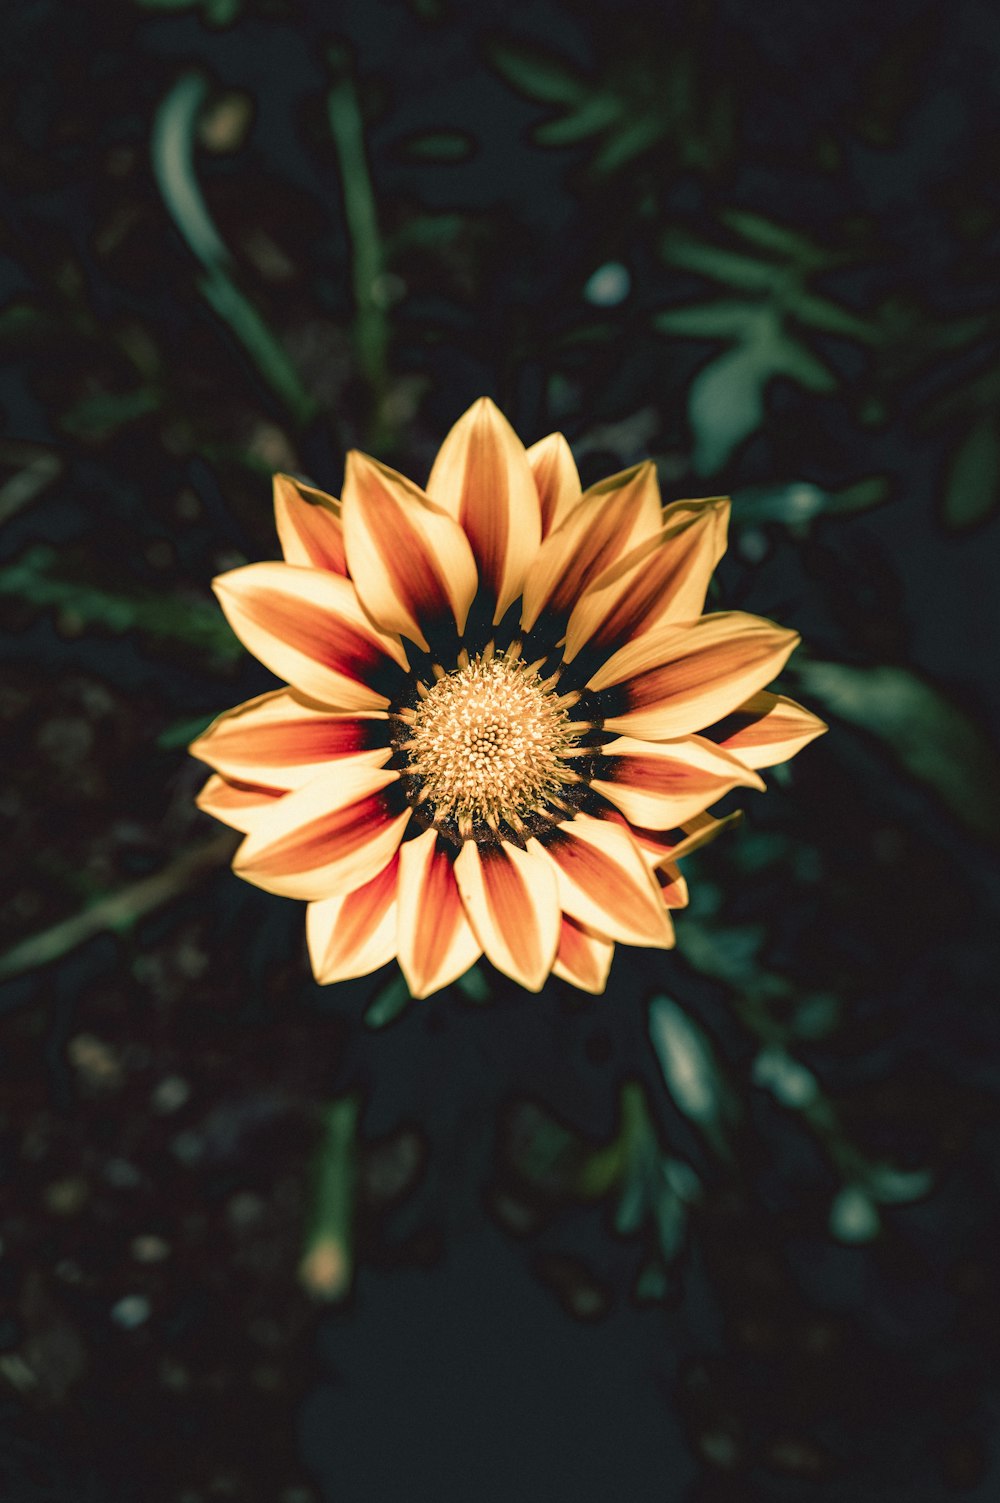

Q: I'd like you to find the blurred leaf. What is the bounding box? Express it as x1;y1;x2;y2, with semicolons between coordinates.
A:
152;72;316;425
796;660;1000;840
134;0;241;21
752;1046;819;1109
649;996;736;1156
300;1096;359;1303
829;1185;880;1244
863;1164;934;1204
364;974;412;1029
941;415;1000;531
155;712;217;751
654;300;761;341
534;94;621;147
662;230;781;292
687;344;768;473
455;964;491;1003
674;917;767;990
720;210;828;266
0;446;62;525
327;53;390;426
0;833;235;984
489;42;587;105
732;476;889;526
399;130;476;163
792;290;878;343
582;262;630;307
61;386;161;442
0;545;243;660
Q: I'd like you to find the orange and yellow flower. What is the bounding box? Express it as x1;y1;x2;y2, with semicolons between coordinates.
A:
191;399;825;997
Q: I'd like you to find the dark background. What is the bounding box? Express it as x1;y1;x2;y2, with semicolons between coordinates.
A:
2;1;1000;1499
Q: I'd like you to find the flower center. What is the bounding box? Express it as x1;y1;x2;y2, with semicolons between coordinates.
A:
407;652;577;837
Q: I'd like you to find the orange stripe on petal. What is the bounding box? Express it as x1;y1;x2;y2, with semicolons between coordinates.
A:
563;497;729;662
306;855;400;985
703;691;828;769
454;839;559;992
587;612;799;740
520;462;663;633
591;734;764;829
529;814;673;949
426;398;541;623
552;916;614;995
657;863;689;909
190;689;391;789
233;765;410;901
526;432;582;538
213;562;409;710
273;474;347;574
196;773;284;833
342;451;478;647
397;829;482;998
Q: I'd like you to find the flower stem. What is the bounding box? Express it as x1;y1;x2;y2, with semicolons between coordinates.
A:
299;1094;360;1303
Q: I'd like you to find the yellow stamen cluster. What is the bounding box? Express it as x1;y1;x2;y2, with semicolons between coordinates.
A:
407;652;578;836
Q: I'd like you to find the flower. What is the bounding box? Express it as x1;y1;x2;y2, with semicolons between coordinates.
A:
191;398;825;998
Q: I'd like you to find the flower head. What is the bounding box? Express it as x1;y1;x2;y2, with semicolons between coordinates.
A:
191;399;825;997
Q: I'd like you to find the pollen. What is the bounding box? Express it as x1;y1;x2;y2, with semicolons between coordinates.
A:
407;651;579;835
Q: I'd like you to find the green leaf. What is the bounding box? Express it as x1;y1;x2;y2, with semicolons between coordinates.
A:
364;974;412;1028
688;344;768;473
796;660;1000;840
661;231;786;293
534;94;622;147
732;476;889;525
61;386;161;441
155;713;217;751
649;998;736;1151
942;415;1000;531
771;337;837;393
791;290;878;343
752;1046;819;1109
829;1185;880;1244
654;299;760;341
591;112;665;175
489;42;587;105
399;130;476;163
152;73;315;424
0;545;242;659
721;209;827;266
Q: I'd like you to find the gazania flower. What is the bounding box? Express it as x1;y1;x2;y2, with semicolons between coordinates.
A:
191;399;825;998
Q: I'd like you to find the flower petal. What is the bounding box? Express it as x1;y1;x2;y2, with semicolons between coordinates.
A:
306;855;400;985
212;562;409;711
190;690;392;789
425;397;541;623
342;451;478;648
233;764;410;901
703;691;828;769
586;612;799;740
527;432;582;538
653;811;746;866
591;734;764;829
563;497;729;662
196;772;284;833
273;474;347;574
396;828;482;998
453;839;559;992
657;864;689;909
520;462;663;634
552;917;614;995
529;814;674;948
